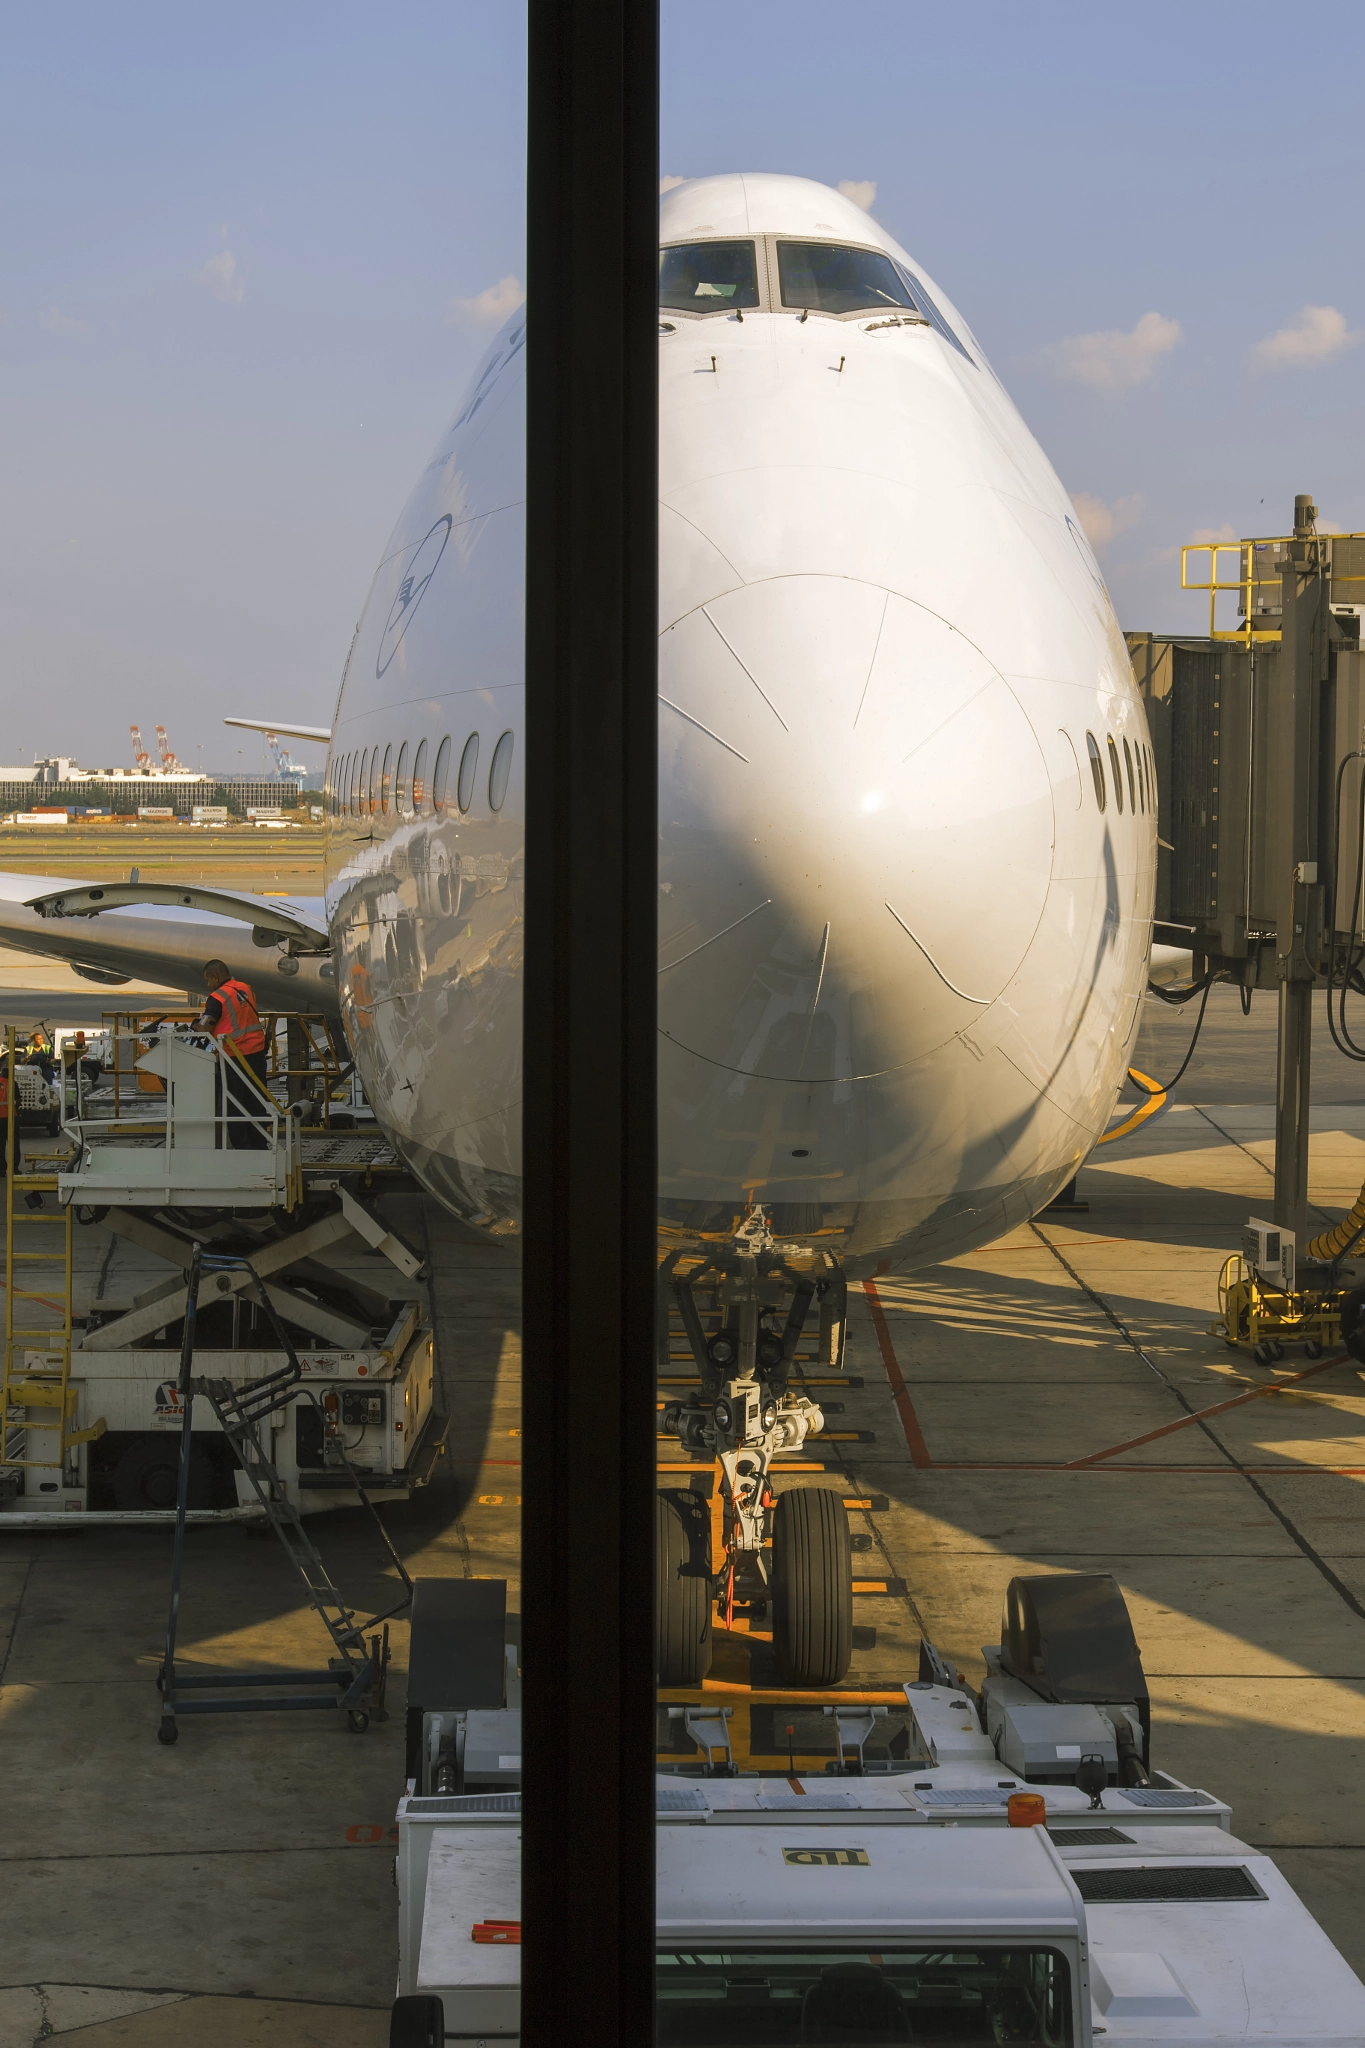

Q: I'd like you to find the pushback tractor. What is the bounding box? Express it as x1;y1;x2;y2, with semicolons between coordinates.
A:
390;1570;1365;2045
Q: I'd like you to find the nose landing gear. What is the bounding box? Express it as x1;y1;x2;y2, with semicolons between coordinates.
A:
657;1220;854;1689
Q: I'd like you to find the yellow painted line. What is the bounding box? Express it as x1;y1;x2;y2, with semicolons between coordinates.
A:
1095;1066;1168;1147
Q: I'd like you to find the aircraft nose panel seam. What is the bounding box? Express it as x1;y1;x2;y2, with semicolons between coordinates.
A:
884;903;990;1005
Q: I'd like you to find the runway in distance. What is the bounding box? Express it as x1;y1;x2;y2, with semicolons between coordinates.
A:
1;175;1157;1682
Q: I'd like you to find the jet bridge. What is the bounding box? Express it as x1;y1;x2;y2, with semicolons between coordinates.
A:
1130;496;1365;1345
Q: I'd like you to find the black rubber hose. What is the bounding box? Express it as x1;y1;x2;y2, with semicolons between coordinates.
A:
1150;973;1214;1094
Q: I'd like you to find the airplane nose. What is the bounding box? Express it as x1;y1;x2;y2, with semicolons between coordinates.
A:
657;576;1054;1081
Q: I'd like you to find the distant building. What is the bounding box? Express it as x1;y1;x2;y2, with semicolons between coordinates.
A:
0;759;302;818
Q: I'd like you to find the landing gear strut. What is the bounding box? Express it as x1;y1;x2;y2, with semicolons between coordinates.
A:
658;1215;854;1688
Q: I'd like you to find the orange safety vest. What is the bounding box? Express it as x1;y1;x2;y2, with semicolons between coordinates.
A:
209;978;266;1056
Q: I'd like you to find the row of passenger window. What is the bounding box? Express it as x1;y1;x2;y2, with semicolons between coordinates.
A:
330;730;516;820
1085;730;1153;817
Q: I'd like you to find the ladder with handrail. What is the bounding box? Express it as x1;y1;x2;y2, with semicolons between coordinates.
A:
1;1028;104;1497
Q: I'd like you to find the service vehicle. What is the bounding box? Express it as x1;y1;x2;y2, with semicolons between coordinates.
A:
387;1572;1365;2046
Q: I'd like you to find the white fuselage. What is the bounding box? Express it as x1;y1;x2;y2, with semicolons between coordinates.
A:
324;173;1155;1275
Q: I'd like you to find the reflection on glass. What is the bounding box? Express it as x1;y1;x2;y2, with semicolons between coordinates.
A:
655;1947;1074;2044
660;239;760;313
775;240;916;316
431;733;451;811
488;730;515;812
457;730;481;813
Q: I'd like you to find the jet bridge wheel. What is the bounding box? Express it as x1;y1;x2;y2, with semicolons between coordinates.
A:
771;1487;853;1687
655;1490;713;1686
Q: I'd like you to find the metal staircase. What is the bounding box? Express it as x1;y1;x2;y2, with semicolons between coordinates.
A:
158;1244;414;1743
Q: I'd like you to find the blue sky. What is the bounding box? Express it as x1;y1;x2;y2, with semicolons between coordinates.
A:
2;2;1362;772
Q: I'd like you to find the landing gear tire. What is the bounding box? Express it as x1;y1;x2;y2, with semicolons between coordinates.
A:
655;1490;713;1686
771;1486;853;1687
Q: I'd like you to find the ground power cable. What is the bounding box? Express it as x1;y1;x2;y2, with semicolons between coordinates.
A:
1029;1221;1365;1631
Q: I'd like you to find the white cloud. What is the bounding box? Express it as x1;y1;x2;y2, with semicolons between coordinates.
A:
195;249;243;304
1044;310;1182;391
447;274;525;327
659;174;686;194
837;179;877;212
44;306;85;332
1251;304;1359;370
1071;491;1143;552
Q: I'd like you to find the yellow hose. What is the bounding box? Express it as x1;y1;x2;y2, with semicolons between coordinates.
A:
1307;1183;1365;1260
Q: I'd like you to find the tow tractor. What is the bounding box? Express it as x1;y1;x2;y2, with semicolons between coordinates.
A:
389;1571;1365;2045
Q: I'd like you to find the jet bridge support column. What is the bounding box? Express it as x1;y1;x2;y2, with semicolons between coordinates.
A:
1272;495;1330;1246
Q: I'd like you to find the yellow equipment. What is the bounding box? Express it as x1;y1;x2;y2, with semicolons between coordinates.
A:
1213;1252;1343;1363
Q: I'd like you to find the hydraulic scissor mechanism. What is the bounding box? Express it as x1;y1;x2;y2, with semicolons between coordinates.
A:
658;1215;853;1690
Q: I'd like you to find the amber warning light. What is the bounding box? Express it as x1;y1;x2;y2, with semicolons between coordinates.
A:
1007;1793;1047;1828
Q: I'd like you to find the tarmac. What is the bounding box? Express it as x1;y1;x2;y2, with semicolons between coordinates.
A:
4;983;1365;2038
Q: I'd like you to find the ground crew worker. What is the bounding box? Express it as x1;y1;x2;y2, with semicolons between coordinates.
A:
196;959;270;1151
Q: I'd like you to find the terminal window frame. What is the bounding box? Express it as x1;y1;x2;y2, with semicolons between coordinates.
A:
659;239;762;316
655;1943;1075;2045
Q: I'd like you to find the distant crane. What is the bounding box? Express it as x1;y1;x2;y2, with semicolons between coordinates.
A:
155;725;186;772
129;725;155;773
266;731;303;778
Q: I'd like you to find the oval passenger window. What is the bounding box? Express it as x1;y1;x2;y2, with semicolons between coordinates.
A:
1107;735;1124;813
457;733;480;813
432;735;452;811
355;750;368;816
395;742;410;817
1085;732;1107;811
1122;737;1136;812
380;743;394;815
488;730;515;812
412;738;429;815
368;749;381;815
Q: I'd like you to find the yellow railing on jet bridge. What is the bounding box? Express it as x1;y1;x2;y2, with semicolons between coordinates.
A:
1181;530;1365;645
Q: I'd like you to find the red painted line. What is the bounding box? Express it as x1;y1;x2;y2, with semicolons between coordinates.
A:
1066;1351;1348;1468
861;1275;932;1468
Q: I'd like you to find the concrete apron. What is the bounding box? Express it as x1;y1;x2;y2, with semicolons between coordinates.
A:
8;1084;1365;2031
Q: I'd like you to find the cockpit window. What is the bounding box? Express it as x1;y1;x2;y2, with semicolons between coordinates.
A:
892;260;974;362
659;240;759;313
776;240;916;316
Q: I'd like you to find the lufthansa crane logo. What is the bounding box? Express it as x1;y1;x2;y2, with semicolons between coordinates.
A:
377;515;452;677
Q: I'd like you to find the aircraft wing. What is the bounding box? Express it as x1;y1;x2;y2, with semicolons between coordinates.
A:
0;872;340;1021
222;715;332;744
